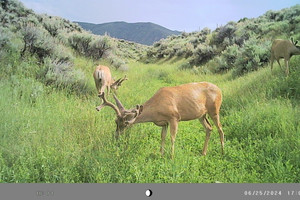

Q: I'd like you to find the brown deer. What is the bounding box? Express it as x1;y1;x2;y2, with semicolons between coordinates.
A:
270;38;300;75
97;82;225;159
93;65;127;97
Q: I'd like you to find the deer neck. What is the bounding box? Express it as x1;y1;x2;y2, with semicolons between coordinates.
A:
133;102;155;124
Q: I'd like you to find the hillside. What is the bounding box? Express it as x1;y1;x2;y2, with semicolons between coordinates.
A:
145;4;300;76
0;0;299;184
76;21;181;45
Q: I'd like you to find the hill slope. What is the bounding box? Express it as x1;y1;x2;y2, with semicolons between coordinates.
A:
76;21;181;45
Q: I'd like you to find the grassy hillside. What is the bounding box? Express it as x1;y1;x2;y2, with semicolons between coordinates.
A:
76;21;181;45
0;0;299;183
145;5;300;76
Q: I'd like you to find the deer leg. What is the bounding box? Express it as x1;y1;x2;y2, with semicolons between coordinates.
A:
285;59;289;76
169;119;178;159
95;80;101;96
270;55;274;72
107;85;111;95
277;59;284;71
210;114;225;155
160;124;168;156
199;115;212;156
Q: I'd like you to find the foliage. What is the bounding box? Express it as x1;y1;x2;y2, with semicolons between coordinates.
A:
232;37;271;77
39;58;88;94
144;4;300;77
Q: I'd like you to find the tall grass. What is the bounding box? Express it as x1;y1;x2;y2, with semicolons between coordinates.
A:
0;57;299;183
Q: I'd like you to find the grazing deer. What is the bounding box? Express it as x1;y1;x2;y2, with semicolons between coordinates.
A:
93;65;127;97
270;38;300;76
97;82;225;159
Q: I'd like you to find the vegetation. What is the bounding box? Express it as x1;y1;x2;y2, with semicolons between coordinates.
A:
0;0;299;183
146;5;300;76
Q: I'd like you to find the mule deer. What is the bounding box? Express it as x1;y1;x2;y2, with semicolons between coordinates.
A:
97;82;225;159
270;38;300;75
93;65;127;97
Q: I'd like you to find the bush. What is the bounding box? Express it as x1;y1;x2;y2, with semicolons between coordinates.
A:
20;24;55;60
40;58;87;93
176;43;194;58
232;37;271;77
211;21;237;47
68;32;92;55
220;44;240;70
190;43;216;66
88;35;113;59
107;54;128;70
207;56;228;73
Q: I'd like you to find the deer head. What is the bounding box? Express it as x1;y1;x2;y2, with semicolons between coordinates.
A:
96;92;143;139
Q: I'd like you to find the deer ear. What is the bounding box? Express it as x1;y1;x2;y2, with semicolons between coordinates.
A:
135;105;143;115
295;40;298;45
139;105;143;114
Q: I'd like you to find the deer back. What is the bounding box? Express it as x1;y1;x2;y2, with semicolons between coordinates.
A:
134;82;222;124
271;39;300;59
93;65;113;87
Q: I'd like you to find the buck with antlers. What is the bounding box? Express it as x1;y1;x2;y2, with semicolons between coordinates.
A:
97;82;225;159
93;65;127;97
270;38;300;76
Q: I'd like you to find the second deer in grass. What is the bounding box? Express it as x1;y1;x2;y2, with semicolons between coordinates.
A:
93;65;127;96
97;82;225;159
270;38;300;76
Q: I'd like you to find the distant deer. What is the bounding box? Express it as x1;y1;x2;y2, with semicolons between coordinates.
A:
270;38;300;75
97;82;225;159
93;65;127;97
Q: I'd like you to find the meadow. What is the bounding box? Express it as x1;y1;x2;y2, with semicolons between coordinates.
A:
0;56;299;183
0;0;299;183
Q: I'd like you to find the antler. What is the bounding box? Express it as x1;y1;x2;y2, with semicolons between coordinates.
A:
96;92;121;117
291;37;298;46
111;75;128;90
113;94;125;113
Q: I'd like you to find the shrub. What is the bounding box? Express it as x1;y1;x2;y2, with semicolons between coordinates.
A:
261;21;290;39
68;32;92;55
107;54;127;70
40;58;87;93
232;37;271;77
52;44;74;63
88;35;113;59
207;56;228;73
176;43;194;58
20;24;55;60
211;21;237;47
221;44;240;68
190;43;216;66
41;15;62;37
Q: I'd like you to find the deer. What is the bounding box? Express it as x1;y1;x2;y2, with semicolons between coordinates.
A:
93;65;127;97
96;82;225;159
270;38;300;76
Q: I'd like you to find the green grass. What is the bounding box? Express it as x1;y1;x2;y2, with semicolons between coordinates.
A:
0;57;299;183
